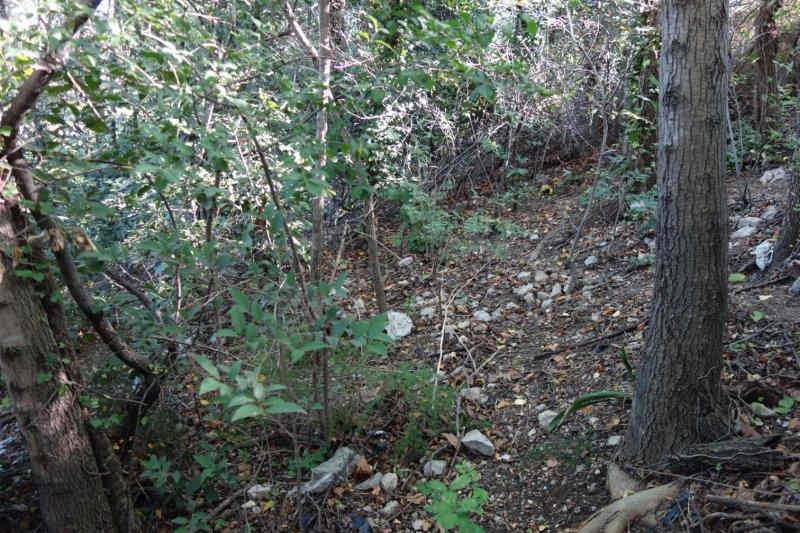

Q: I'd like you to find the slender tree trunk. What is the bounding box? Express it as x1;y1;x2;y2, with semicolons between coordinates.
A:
0;203;118;532
367;192;387;313
772;171;800;266
622;0;730;464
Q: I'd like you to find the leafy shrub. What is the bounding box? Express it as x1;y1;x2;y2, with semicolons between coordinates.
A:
418;461;488;533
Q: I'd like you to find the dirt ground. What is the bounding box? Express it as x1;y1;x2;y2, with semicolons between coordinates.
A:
2;170;800;532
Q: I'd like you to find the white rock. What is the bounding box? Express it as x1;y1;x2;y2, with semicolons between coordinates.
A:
790;278;800;296
422;460;446;477
386;311;413;340
736;216;762;229
606;435;622;446
246;484;272;501
381;500;401;517
731;225;757;240
456;319;471;329
535;271;549;283
584;255;598;267
355;473;383;491
538;409;559;428
762;205;780;220
537;291;550;301
517;271;532;280
523;293;536;304
461;387;488;404
760;167;789;185
505;302;520;310
550;283;562;297
420;307;435;319
412;519;429;531
754;240;774;271
473;310;492;322
513;283;534;296
398;256;414;267
540;299;554;310
380;472;399;493
462;429;495;456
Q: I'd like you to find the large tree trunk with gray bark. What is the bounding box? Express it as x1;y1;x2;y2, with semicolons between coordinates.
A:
622;0;731;464
0;201;126;532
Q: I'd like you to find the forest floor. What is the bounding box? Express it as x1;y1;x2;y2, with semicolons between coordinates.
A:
2;168;800;532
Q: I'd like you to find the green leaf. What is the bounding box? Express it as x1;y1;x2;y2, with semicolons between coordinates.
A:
198;377;223;395
231;403;264;422
193;354;220;379
265;397;307;415
548;391;629;432
750;311;765;322
729;273;746;283
226;394;253;408
35;372;52;384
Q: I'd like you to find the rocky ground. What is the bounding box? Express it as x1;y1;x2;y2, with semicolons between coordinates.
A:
2;167;800;532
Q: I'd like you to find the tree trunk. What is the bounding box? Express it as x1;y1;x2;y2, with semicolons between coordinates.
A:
772;170;800;266
0;202;118;532
754;0;780;131
622;0;730;464
367;192;387;313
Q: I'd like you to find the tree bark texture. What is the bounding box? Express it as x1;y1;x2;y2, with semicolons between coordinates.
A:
0;202;115;532
623;0;730;464
772;169;800;266
754;0;780;131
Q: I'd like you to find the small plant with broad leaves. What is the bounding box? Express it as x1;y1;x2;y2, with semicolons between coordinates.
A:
418;461;488;533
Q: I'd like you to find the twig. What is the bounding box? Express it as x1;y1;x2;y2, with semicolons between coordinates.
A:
706;494;800;513
528;320;644;360
432;262;489;404
732;275;793;294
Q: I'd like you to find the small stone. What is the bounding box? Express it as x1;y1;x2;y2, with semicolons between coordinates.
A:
398;256;414;267
584;255;598;267
789;278;800;296
731;225;757;240
534;271;549;283
246;484;272;501
381;500;401;517
535;403;547;412
606;435;622;446
523;293;536;304
505;302;520;311
473;310;492;322
457;319;471;329
760;167;789;185
355;473;383;491
538;409;559;428
241;500;257;510
423;460;446;477
381;472;399;493
461;429;495;456
540;299;554;310
412;519;430;531
517;271;532;280
420;307;435;319
537;291;550;301
461;387;488;404
550;283;562;297
514;283;534;296
736;216;763;229
386;312;413;340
